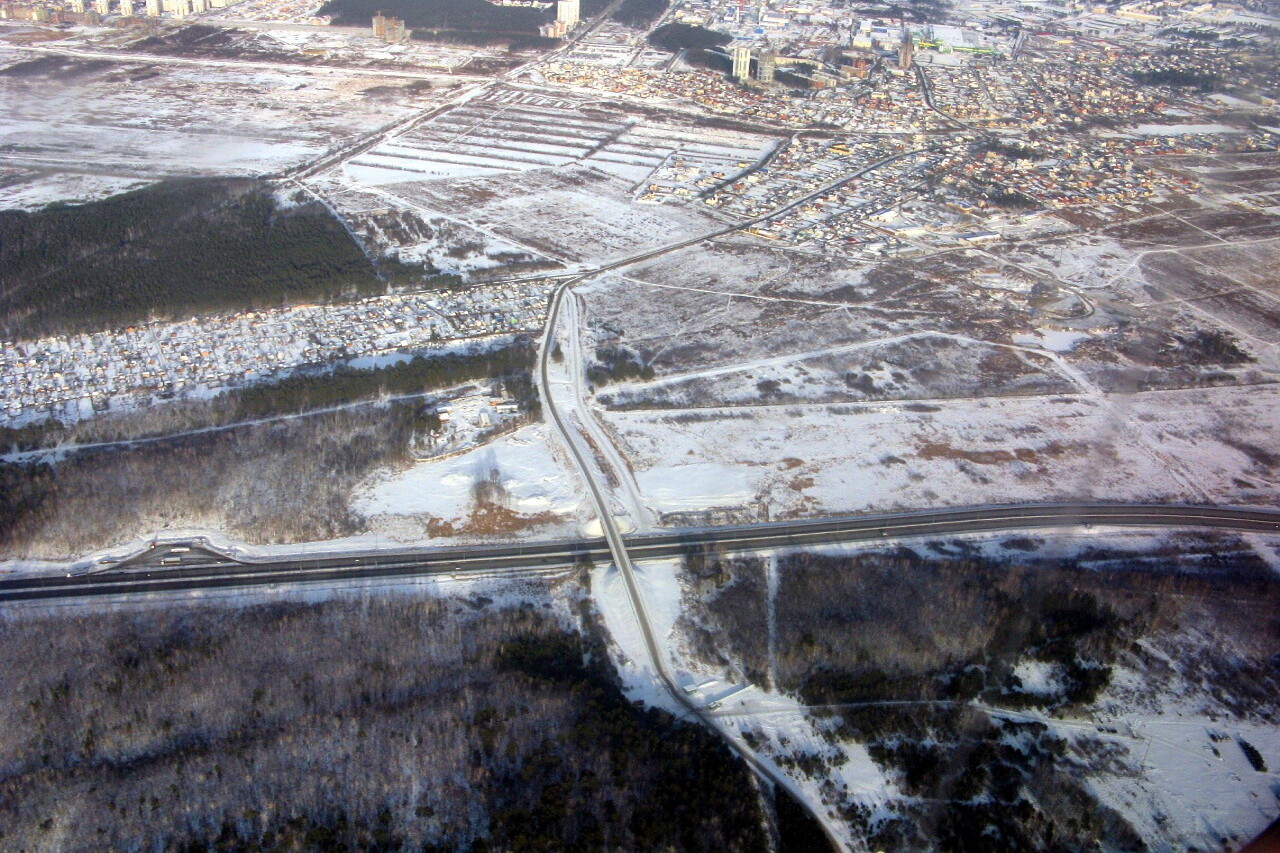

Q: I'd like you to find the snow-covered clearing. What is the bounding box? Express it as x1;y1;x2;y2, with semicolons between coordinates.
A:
602;383;1280;519
353;423;589;543
0;55;423;200
1080;709;1280;850
635;463;755;512
0;172;151;210
380;165;727;266
590;560;686;714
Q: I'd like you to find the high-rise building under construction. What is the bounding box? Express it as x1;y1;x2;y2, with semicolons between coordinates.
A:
732;45;751;82
556;0;578;29
757;49;776;83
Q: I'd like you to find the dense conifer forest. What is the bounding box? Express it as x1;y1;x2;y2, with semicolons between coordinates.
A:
0;179;383;339
320;0;548;32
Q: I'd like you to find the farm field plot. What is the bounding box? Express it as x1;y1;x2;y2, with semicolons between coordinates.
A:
345;93;631;184
343;87;776;195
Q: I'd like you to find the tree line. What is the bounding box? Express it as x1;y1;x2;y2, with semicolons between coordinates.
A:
0;338;541;455
225;337;540;420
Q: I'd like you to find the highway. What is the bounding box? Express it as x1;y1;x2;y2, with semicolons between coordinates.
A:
2;503;1277;604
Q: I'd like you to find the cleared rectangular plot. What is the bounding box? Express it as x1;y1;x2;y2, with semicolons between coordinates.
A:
367;148;541;170
344;156;519;182
1181;243;1280;291
444;116;609;137
1141;254;1247;301
451;136;595;157
1195;291;1280;342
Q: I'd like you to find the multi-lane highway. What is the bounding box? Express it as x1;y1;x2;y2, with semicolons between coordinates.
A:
2;502;1276;603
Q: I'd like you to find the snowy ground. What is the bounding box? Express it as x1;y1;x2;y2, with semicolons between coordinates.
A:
369;165;728;267
0;51;428;206
1074;702;1280;850
318;181;559;276
353;423;591;542
596;383;1280;521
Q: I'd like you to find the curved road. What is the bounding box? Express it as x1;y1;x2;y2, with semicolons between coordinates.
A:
535;270;856;851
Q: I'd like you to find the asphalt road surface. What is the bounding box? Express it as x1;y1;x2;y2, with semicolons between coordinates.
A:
2;502;1276;603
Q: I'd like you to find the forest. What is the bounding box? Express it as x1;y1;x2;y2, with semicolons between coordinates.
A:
677;537;1280;850
772;541;1279;713
225;337;540;420
320;0;549;33
0;591;772;851
610;0;669;28
647;22;730;53
1132;67;1222;90
0;179;384;340
587;343;653;386
0;404;418;557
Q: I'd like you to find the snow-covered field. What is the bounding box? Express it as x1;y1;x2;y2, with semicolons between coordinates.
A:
318;182;558;276
354;423;589;541
0;53;425;206
600;383;1280;519
1079;700;1280;850
381;165;727;266
343;90;775;202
